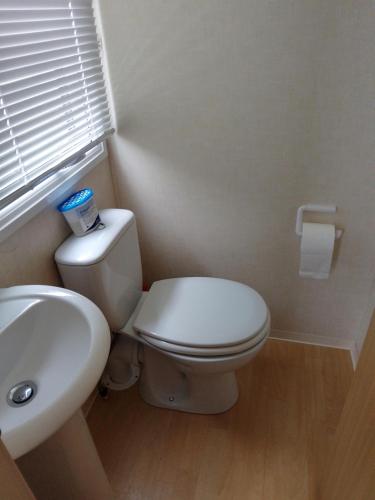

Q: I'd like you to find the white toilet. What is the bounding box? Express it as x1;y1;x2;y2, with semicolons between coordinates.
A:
55;209;270;414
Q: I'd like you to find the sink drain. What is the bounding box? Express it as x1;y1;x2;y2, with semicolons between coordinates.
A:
7;381;37;407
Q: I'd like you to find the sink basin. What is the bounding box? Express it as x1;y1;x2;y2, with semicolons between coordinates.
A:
0;285;110;459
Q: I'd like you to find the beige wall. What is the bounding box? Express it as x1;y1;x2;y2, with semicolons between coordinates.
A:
98;1;375;346
310;1;375;353
0;158;116;288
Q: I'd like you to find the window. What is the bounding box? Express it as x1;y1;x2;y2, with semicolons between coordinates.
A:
0;0;113;238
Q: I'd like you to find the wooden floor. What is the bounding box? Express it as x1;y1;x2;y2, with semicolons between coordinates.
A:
88;340;353;500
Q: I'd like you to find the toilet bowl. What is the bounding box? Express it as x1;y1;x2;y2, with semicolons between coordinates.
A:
55;209;270;414
120;278;270;413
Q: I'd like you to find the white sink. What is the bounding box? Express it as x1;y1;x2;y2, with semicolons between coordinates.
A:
0;285;110;459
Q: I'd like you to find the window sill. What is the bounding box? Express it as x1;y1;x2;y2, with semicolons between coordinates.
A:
0;143;108;243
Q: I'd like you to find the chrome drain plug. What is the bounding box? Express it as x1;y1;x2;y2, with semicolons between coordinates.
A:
7;381;37;407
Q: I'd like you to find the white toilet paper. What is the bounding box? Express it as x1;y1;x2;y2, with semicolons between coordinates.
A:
299;222;335;279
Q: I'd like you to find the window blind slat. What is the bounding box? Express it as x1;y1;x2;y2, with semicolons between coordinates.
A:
0;92;107;150
0;129;11;144
2;70;102;106
16;109;110;158
0;34;97;60
0;0;113;207
0;173;26;200
0;8;92;23
0;27;96;49
0;47;100;78
0;50;100;84
0;146;18;162
15;108;109;152
0;1;91;8
0;85;107;126
1;77;105;116
24;121;111;177
20;117;110;167
0;94;107;134
0;158;24;182
0;60;101;96
1;57;100;90
0;18;93;35
0;99;108;139
0;162;22;184
0;166;22;187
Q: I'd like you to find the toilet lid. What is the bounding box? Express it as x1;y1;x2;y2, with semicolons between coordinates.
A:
133;277;268;350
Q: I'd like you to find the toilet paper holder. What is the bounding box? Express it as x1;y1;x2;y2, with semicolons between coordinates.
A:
295;204;343;240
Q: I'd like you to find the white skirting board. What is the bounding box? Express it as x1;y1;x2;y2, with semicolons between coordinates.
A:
350;342;361;369
270;329;358;369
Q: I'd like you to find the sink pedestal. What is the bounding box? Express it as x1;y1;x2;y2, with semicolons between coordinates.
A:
16;410;113;500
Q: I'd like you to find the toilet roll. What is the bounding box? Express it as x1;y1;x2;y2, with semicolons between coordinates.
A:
299;223;335;279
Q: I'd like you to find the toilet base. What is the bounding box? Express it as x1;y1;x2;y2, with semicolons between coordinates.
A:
139;346;239;414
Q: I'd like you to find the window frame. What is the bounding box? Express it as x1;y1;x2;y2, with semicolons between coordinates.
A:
0;142;107;242
0;0;113;242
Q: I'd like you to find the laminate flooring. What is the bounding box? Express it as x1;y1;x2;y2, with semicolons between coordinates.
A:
88;339;353;500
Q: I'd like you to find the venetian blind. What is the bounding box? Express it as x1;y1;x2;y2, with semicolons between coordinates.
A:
0;0;113;208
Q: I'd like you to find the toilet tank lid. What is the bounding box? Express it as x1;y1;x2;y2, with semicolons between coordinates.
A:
55;209;135;266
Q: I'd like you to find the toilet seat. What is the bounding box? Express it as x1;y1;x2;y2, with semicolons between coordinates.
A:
140;318;269;356
133;277;270;357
